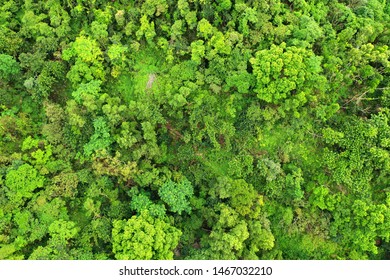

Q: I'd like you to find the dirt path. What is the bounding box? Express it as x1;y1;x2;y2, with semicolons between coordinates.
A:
146;73;156;89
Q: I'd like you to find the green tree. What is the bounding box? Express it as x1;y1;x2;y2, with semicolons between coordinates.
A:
0;54;20;81
62;36;105;85
250;43;326;117
158;177;194;215
5;164;44;206
112;211;181;260
83;117;113;157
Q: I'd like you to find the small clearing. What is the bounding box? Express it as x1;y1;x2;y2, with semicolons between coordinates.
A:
146;73;156;89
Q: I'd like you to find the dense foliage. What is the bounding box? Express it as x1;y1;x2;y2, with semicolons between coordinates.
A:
0;0;389;260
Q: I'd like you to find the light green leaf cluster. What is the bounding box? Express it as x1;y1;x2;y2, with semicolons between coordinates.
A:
5;164;44;205
112;211;181;260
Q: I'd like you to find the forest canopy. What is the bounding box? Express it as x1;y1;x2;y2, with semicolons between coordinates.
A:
0;0;389;260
